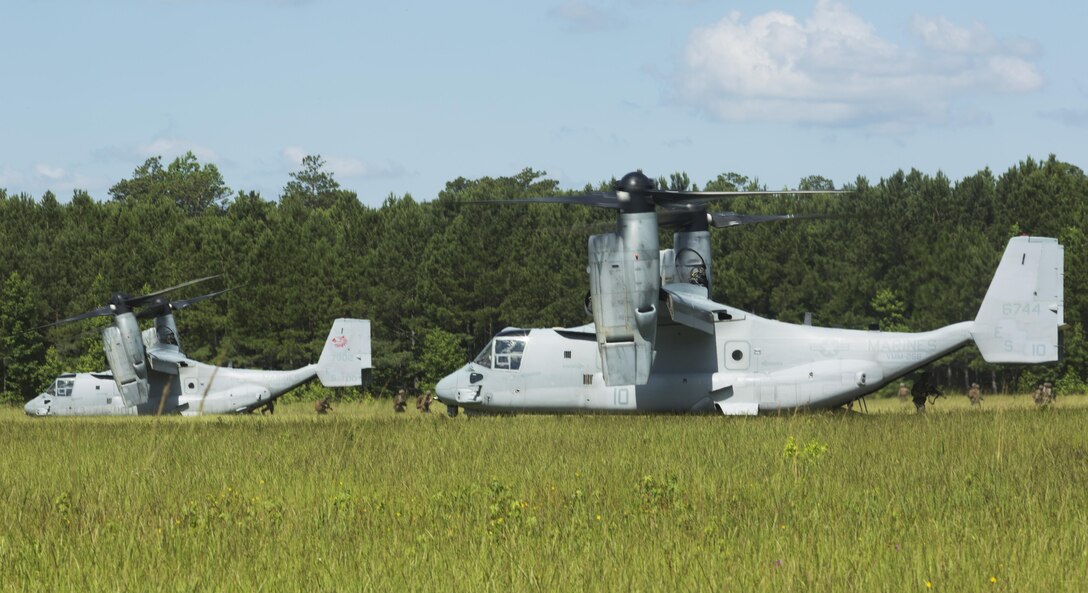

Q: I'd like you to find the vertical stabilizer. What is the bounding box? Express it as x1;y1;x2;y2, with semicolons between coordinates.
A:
317;319;372;387
971;236;1064;363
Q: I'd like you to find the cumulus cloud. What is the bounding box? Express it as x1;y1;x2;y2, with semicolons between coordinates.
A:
34;164;67;181
677;0;1043;129
282;147;405;179
4;164;106;200
138;137;219;162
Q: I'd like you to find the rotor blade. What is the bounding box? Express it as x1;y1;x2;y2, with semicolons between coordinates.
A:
135;287;233;320
657;209;707;229
126;275;221;308
35;305;115;329
708;211;829;228
653;189;844;207
468;192;623;209
170;287;233;311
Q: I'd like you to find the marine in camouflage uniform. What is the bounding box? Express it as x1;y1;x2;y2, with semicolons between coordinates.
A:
967;383;982;406
394;389;407;413
315;397;332;415
911;376;942;414
416;391;432;413
1041;382;1055;406
897;383;910;402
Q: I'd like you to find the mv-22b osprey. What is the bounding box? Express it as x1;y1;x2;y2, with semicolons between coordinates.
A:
24;278;372;416
436;171;1064;415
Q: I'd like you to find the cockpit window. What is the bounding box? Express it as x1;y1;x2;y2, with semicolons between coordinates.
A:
473;341;493;368
472;338;527;370
52;378;74;397
493;338;525;370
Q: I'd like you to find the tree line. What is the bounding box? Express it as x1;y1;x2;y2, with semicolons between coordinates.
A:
1;153;1085;403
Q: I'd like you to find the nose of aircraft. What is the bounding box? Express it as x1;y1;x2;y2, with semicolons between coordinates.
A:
435;372;457;402
24;395;46;416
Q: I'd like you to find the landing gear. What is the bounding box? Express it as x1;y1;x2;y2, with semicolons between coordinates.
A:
447;404;459;417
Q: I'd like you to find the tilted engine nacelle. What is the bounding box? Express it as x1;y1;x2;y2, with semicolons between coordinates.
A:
101;312;150;408
587;211;659;385
142;313;182;353
660;230;713;293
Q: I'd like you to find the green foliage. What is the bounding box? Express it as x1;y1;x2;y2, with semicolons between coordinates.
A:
782;435;829;478
415;328;466;389
871;288;909;332
109;153;231;216
0;272;46;402
638;474;683;512
0;154;1085;397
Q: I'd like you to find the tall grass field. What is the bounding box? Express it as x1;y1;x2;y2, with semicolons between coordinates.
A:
1;395;1086;592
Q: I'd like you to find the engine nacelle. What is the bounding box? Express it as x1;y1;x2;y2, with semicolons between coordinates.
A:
587;211;659;385
101;316;149;408
673;230;712;291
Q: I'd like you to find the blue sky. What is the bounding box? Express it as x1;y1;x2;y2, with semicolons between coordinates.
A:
1;0;1085;206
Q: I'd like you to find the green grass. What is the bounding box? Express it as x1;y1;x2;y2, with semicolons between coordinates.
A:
1;396;1086;592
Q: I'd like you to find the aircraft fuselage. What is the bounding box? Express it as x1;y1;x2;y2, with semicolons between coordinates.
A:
436;312;973;415
23;363;318;417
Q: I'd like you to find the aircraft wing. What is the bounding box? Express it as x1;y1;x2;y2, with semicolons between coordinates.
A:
147;347;195;375
661;283;744;334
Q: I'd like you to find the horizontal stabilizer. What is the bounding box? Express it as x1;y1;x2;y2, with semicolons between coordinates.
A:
971;236;1063;363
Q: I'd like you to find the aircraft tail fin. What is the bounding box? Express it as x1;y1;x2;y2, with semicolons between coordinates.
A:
316;319;372;387
971;236;1063;363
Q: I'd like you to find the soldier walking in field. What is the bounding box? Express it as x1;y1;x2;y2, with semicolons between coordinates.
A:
416;390;432;413
1033;383;1044;405
394;389;407;413
967;383;982;406
897;382;910;402
911;375;942;414
1034;381;1055;407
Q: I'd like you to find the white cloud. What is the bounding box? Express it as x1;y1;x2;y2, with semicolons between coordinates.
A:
912;15;994;54
1;164;107;200
281;147;405;179
677;0;1043;129
34;164;67;180
282;146;307;166
138;137;219;162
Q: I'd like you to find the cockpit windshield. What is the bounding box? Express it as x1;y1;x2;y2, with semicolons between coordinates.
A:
473;342;493;368
472;337;527;370
46;378;74;397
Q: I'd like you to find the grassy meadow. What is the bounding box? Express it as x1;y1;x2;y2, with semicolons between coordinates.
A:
1;394;1086;592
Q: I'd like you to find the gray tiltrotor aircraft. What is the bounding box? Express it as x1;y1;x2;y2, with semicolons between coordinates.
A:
24;278;371;416
436;171;1064;415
